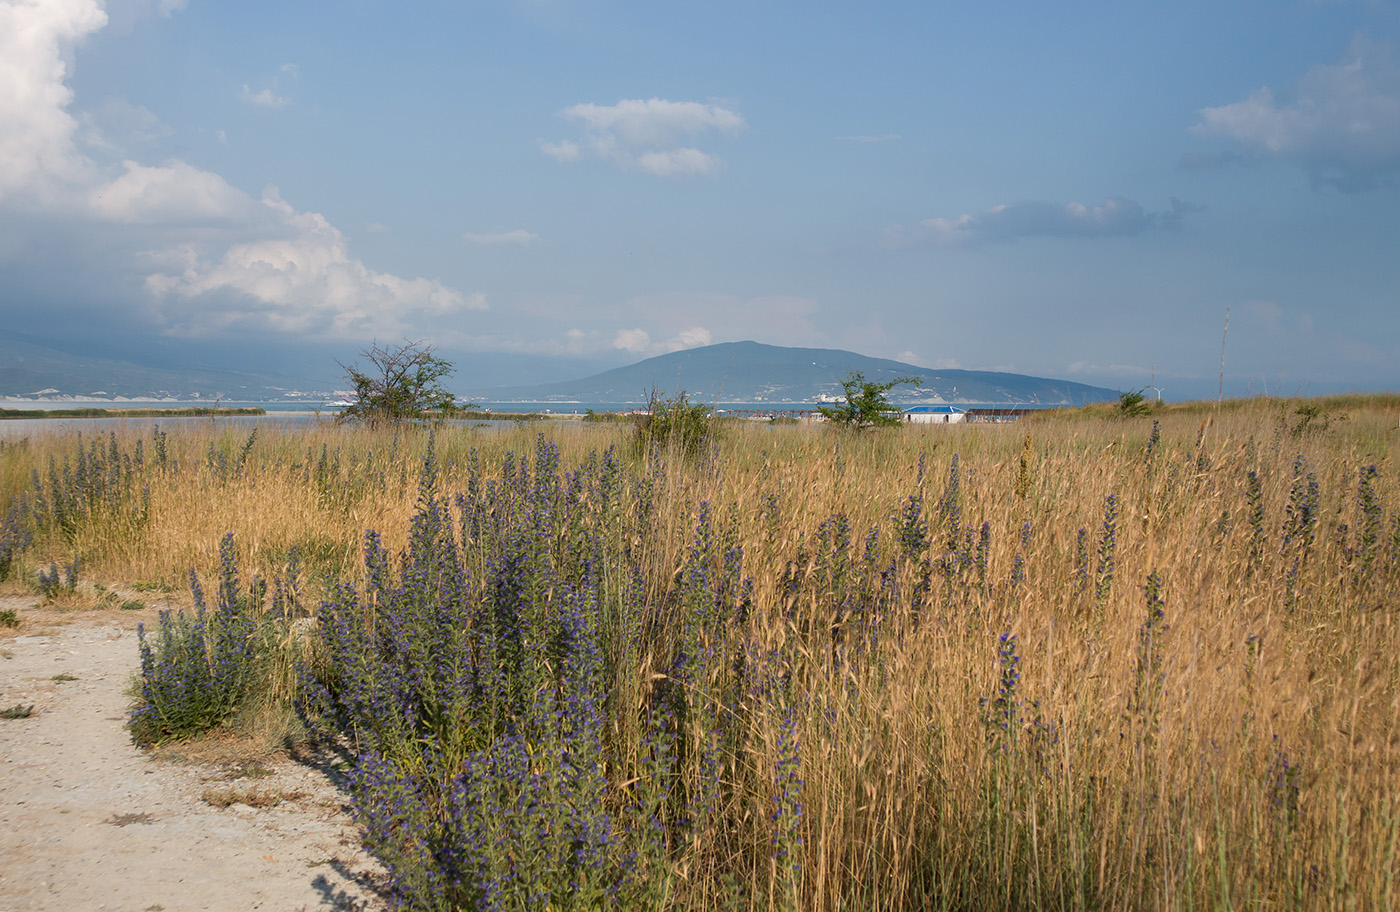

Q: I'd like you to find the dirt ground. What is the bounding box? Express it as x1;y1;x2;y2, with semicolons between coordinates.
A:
0;597;385;912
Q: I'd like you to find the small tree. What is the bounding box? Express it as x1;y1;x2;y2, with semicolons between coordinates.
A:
336;340;463;426
818;371;921;431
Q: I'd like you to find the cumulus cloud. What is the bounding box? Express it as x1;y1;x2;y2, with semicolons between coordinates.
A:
1192;34;1400;190
636;147;718;177
903;197;1189;246
239;84;289;108
104;0;187;33
543;97;743;177
612;328;652;353
146;189;485;337
612;326;712;355
0;0;108;205
89;160;259;223
539;139;580;162
612;293;821;353
464;228;539;246
239;63;297;108
0;0;472;340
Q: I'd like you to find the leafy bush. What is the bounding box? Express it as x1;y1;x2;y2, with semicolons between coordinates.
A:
1118;388;1151;417
633;388;714;457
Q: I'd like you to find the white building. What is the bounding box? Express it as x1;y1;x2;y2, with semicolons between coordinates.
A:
904;405;966;424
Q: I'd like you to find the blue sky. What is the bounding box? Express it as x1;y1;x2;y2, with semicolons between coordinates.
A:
2;0;1398;398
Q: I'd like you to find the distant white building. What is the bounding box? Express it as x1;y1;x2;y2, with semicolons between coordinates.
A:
904;405;966;424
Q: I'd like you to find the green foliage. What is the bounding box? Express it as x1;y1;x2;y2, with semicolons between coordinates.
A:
1118;388;1151;417
1;704;35;719
817;371;920;430
336;340;465;427
633;388;715;457
0;608;19;628
130;535;268;745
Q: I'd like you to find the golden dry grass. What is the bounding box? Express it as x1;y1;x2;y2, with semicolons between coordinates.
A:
3;398;1397;909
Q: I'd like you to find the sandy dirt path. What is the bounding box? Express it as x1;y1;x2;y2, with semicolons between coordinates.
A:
0;602;385;912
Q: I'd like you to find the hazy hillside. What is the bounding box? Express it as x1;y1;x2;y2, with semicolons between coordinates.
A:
0;334;314;401
0;333;623;403
464;341;1119;405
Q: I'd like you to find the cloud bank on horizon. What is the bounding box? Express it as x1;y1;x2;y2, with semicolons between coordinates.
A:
0;0;1397;398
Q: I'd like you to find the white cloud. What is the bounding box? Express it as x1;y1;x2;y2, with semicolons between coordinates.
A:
89;159;259;223
636;147;719;177
612;328;652;353
464;228;539;246
903;197;1183;246
562;98;743;146
146;189;485;337
103;0;186;34
1192;34;1400;189
670;326;712;350
0;0;475;341
612;325;711;355
539;139;580;162
618;293;821;349
239;63;298;109
239;84;289;108
0;0;108;205
544;97;743;177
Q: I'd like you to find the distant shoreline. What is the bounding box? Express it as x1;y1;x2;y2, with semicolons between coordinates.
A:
0;406;268;420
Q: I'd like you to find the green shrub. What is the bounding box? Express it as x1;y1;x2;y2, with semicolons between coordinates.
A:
1118;388;1151;417
633;388;715;458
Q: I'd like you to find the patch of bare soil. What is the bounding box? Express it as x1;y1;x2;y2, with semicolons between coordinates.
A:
0;599;385;912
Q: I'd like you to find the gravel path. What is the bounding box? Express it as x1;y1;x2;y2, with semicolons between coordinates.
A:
0;602;385;912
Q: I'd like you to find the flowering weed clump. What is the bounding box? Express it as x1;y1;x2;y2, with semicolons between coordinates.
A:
129;533;294;745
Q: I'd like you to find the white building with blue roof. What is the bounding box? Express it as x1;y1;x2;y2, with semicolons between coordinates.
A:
904;405;967;424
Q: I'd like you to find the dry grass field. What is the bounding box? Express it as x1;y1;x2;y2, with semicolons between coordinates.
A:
1;396;1396;911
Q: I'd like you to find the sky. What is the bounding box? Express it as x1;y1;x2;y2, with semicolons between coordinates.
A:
2;0;1399;400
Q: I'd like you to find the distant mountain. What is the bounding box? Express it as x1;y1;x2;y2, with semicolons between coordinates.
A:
464;341;1119;406
0;332;624;403
0;333;326;401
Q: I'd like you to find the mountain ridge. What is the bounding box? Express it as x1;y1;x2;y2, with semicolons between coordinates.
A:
463;341;1119;405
